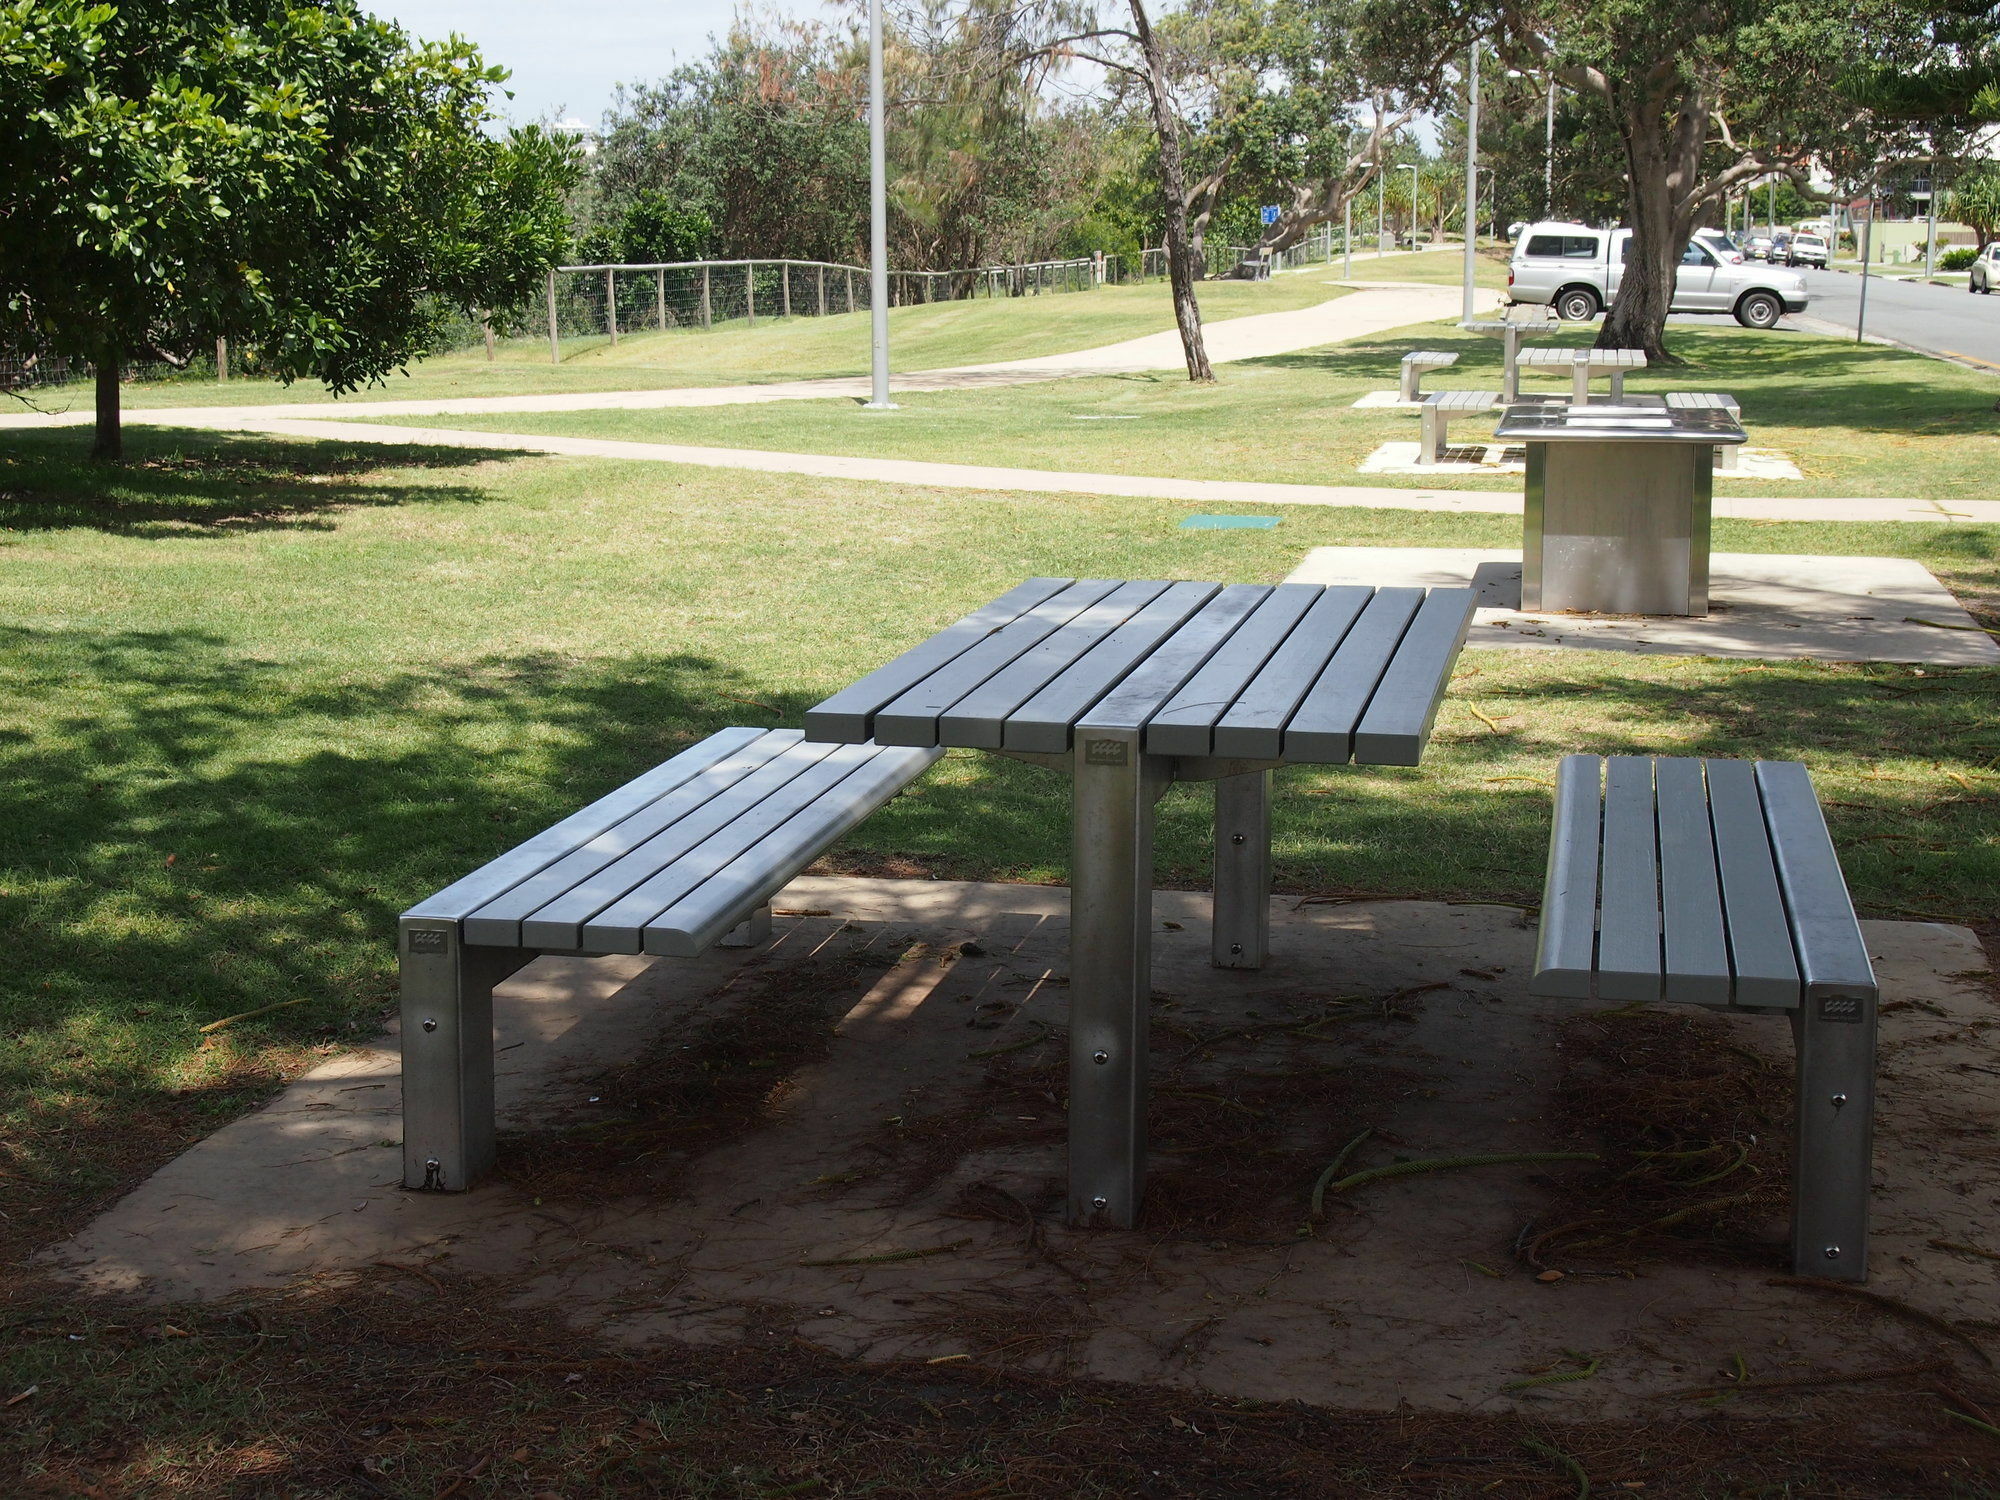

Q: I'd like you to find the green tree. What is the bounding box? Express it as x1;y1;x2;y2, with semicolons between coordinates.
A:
1946;165;2000;247
0;0;578;459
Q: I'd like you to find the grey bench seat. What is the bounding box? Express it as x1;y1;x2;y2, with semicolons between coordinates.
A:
1418;389;1502;465
1399;350;1459;401
1666;391;1744;469
1529;754;1877;1280
398;727;941;1191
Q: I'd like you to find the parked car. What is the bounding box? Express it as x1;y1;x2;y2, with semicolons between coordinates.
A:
1692;227;1745;264
1507;220;1810;328
1745;236;1776;262
1786;233;1828;269
1971;242;2000;293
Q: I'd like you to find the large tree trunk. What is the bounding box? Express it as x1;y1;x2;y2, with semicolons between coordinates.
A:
92;350;122;461
1130;0;1213;382
1599;91;1707;362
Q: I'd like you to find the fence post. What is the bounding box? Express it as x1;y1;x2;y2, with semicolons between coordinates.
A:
846;267;855;312
546;269;560;365
700;266;711;329
817;265;826;317
482;312;494;361
656;268;667;331
781;263;791;317
746;264;755;327
605;267;619;345
215;336;227;382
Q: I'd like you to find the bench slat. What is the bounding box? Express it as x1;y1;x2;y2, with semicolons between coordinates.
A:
937;579;1173;748
460;732;817;947
1597;756;1663;1001
1145;585;1321;756
1074;584;1270;735
1655;757;1732;1006
1704;759;1802;1008
1211;587;1375;759
1353;587;1478;765
803;577;1072;742
574;742;898;953
641;746;942;956
1532;755;1604;997
1756;760;1876;1002
870;579;1124;746
402;725;772;925
510;739;850;950
1004;581;1223;752
1279;588;1423;763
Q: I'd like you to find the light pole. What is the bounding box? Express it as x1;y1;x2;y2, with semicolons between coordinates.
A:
1400;163;1420;246
1544;78;1555;218
863;0;894;411
1462;41;1479;323
1377;167;1385;252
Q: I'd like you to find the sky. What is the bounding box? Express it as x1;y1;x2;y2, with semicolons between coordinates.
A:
363;1;841;132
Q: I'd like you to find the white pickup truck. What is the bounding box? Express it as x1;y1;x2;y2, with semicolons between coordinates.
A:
1507;220;1812;329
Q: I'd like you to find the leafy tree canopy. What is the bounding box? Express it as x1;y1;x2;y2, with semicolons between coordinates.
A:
0;0;580;454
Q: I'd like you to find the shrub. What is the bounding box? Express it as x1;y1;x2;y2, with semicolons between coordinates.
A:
1940;247;1980;271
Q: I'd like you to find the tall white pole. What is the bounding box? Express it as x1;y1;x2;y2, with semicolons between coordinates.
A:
864;0;895;410
1343;198;1352;277
1462;42;1479;323
1544;78;1555;218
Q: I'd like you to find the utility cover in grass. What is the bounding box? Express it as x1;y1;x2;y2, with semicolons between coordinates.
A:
1181;515;1280;530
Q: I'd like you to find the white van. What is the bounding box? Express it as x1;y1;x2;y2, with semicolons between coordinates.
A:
1507;220;1811;328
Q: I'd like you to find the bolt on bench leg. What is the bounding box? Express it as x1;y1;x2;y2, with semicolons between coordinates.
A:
1789;991;1877;1280
719;904;773;948
1212;770;1271;969
399;919;529;1192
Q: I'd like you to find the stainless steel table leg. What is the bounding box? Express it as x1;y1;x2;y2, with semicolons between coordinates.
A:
1789;997;1876;1281
1068;728;1162;1227
1212;770;1271;969
1501;328;1520;403
399;919;531;1191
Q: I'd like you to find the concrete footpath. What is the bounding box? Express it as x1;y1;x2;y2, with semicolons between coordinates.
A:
0;285;1491;431
153;415;2000;526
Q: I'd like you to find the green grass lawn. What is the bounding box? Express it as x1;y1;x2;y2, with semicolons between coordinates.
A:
0;423;1995;1271
359;321;2000;503
19;274;1355;417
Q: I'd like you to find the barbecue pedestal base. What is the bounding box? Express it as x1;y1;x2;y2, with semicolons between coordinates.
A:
1522;440;1714;616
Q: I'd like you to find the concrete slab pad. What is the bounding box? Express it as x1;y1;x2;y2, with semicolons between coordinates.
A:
1359;440;1805;481
1286;546;2000;663
46;877;2000;1419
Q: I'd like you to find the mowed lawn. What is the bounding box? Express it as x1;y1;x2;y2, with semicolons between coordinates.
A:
1;423;1996;1267
19;273;1356;415
364;321;2000;503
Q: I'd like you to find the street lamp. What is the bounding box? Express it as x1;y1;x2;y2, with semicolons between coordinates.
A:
1400;163;1420;245
862;0;894;411
1462;41;1479;323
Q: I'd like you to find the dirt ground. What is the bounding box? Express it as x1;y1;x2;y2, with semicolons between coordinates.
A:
44;877;2000;1472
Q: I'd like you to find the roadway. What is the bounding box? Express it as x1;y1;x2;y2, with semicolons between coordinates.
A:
1790;266;2000;375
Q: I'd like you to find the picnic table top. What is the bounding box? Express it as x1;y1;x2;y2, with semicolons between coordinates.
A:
804;578;1477;767
1493;401;1746;444
1515;347;1648;370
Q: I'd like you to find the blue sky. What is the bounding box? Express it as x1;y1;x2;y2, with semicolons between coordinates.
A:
364;1;840;131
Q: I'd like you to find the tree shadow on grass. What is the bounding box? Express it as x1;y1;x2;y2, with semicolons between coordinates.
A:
0;426;537;537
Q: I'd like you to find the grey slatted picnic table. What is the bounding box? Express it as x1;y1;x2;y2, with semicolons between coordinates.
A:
806;577;1478;1227
1515;346;1647;405
1459;311;1558;401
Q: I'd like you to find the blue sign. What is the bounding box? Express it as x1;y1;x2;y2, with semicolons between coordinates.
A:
1260;204;1280;225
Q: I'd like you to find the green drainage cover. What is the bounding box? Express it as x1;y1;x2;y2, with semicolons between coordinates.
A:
1181;514;1281;530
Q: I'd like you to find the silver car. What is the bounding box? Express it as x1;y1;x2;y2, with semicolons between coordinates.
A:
1508;220;1810;328
1971;243;2000;294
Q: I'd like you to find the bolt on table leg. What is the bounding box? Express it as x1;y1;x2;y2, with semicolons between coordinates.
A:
1067;730;1162;1228
1212;770;1271;970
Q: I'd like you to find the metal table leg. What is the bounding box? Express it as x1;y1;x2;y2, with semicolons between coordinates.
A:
1068;727;1164;1227
399;919;532;1191
1501;328;1521;403
1212;770;1271;969
1789;997;1876;1280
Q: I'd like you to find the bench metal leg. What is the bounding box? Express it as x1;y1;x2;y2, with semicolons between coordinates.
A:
1212;770;1271;969
1399;366;1418;401
1608;370;1626;402
1572;362;1591;406
1418;404;1441;465
719;904;773;948
1501;330;1521;403
1068;728;1163;1228
1718;442;1740;471
1789;992;1876;1280
399;919;532;1191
